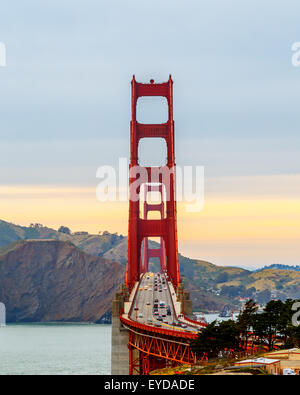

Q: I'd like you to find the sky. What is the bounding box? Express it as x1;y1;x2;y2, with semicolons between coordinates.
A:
0;0;300;268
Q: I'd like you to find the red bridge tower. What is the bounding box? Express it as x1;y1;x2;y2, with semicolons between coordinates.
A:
126;76;180;290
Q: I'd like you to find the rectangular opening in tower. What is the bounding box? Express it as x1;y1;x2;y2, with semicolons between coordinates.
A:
136;96;169;124
138;137;167;167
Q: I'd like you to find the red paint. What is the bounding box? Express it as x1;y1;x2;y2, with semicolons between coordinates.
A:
126;76;180;290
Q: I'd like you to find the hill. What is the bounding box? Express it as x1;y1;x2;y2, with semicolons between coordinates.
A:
0;219;124;257
0;239;124;323
1;219;300;315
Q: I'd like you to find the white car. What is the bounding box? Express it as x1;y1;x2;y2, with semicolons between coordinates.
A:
138;313;143;318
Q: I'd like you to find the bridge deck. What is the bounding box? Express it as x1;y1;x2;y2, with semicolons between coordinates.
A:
122;272;205;339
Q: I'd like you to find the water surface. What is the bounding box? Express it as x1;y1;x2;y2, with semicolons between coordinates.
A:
0;323;111;375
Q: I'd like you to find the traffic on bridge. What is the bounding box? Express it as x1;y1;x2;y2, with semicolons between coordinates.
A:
130;272;198;334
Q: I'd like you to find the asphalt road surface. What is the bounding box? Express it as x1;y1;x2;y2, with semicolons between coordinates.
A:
130;272;198;334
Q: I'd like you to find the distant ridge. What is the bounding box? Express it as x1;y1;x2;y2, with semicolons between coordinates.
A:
0;239;124;323
255;264;300;273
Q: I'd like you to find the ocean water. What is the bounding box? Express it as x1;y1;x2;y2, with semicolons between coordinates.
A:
0;323;111;375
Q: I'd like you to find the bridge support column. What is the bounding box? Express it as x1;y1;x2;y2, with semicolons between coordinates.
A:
177;283;193;316
111;285;130;375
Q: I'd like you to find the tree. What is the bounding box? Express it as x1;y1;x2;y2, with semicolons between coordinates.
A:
278;299;295;347
237;299;258;351
218;320;240;354
262;300;284;351
58;226;71;235
191;320;240;359
253;313;267;347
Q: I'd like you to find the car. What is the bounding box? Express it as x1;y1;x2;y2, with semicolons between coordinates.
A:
147;302;151;305
147;319;153;323
181;324;188;328
154;299;158;303
163;320;168;324
134;307;139;311
154;312;159;316
157;317;163;321
138;313;143;318
164;287;167;290
155;323;162;327
159;289;162;292
162;314;166;318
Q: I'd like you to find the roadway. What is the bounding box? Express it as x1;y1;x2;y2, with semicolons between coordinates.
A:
129;272;199;334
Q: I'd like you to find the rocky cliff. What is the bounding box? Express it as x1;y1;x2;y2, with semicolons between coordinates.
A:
0;240;125;323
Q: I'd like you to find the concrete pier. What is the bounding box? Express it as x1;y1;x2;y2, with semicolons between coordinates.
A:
111;285;130;375
176;282;193;316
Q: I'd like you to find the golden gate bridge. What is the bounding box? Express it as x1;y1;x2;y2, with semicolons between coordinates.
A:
111;76;206;375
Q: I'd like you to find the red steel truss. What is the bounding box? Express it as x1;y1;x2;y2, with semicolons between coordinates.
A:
125;324;196;375
126;76;180;290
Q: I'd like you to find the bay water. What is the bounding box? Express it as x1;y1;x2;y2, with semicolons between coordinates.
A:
0;314;238;375
0;323;111;375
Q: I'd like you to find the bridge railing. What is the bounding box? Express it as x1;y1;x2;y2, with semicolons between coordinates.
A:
182;314;207;328
120;315;197;340
127;273;145;320
165;275;206;329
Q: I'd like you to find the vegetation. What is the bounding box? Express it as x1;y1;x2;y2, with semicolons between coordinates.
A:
192;299;300;359
191;319;240;359
150;363;269;375
58;226;71;235
256;264;300;273
237;299;258;351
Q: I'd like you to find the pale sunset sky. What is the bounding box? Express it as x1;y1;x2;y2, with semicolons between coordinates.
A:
1;1;300;269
